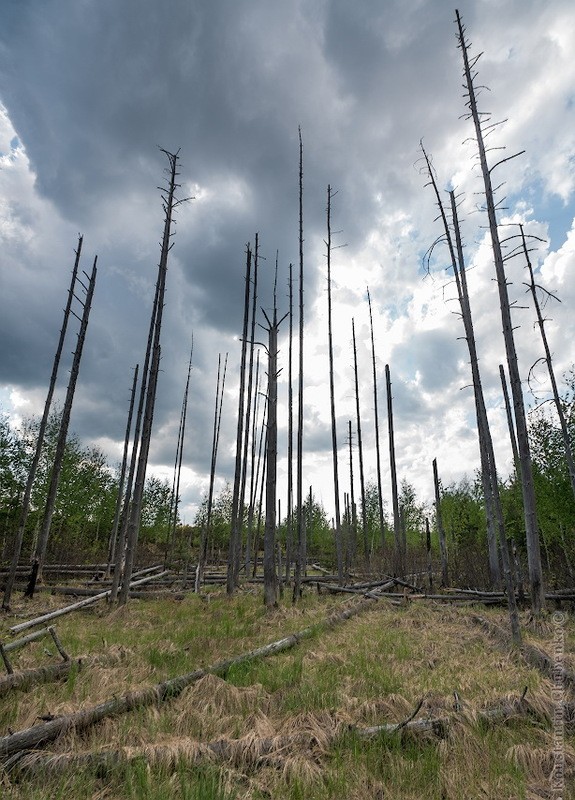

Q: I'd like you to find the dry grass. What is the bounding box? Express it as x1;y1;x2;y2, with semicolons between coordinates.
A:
1;592;575;798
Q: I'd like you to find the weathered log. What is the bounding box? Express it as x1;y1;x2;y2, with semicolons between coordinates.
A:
8;691;545;777
9;571;170;635
0;599;376;760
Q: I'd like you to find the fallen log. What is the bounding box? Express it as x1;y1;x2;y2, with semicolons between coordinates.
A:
0;598;377;760
8;691;545;777
8;571;171;635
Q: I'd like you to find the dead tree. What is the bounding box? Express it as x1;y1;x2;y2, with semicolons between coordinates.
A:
385;364;403;576
285;264;294;583
432;459;449;587
244;351;261;577
325;186;344;584
347;420;358;572
518;224;575;502
352;319;369;563
226;245;252;595
499;364;520;474
28;256;98;596
196;353;228;592
119;149;185;606
456;10;544;613
293;127;306;603
261;275;288;608
367;287;386;552
165;343;193;569
3;236;82;610
106;364;139;576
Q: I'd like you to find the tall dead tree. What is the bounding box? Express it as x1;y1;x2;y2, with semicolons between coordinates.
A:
165;343;193;568
196;353;228;592
385;364;403;576
293;127;306;603
352;319;369;563
285;264;294;583
226;245;252;595
456;10;544;613
347;420;357;571
3;236;82;609
107;363;139;576
518;224;575;502
244;351;261;577
367;287;386;552
29;255;98;596
119;149;185;606
325;186;344;584
261;269;288;608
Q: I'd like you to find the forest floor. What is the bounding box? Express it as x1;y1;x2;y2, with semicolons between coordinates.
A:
0;585;574;799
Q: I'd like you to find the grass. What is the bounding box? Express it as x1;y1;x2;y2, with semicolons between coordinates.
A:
1;590;574;798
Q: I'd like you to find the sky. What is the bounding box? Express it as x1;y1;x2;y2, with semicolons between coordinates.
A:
1;0;575;525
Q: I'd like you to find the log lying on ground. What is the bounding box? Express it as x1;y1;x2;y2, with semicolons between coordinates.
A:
317;583;400;602
8;691;546;777
0;598;376;760
0;649;128;699
8;570;171;635
470;614;575;691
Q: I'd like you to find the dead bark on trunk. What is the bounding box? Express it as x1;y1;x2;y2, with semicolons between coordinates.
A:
3;237;83;610
385;365;402;577
352;319;369;563
31;256;98;593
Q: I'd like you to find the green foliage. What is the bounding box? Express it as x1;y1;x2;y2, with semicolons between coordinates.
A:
0;406;173;561
439;476;485;548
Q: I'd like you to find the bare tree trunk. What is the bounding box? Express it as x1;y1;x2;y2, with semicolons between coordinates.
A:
426;518;433;591
107;364;139;576
286;264;294;584
262;291;287;608
293;127;305;604
432;459;449;587
244;352;261;578
456;11;544;614
3;236;82;609
165;344;193;569
347;420;358;572
196;354;228;592
367;287;385;552
119;149;183;606
29;257;98;596
352;319;369;564
520;224;575;501
385;364;402;577
325;186;343;584
499;364;520;474
226;245;252;594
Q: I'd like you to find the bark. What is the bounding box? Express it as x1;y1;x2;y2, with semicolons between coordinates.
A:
352;319;368;563
31;257;98;590
367;287;385;551
285;264;294;583
347;420;358;572
499;364;520;474
456;11;544;613
293;128;306;603
325;186;343;584
119;150;182;606
0;599;375;760
3;236;82;610
385;365;402;576
107;364;139;576
227;245;252;594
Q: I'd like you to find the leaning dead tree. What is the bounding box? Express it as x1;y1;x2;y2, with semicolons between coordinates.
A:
196;353;228;592
118;149;187;606
352;319;369;563
3;236;82;610
226;244;252;595
106;363;139;577
325;186;344;584
165;343;194;568
517;224;575;502
456;11;544;613
28;256;98;597
367;287;386;552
